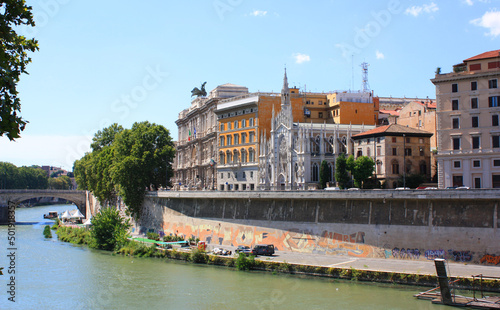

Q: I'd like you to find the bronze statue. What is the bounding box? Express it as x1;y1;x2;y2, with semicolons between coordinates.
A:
191;82;207;97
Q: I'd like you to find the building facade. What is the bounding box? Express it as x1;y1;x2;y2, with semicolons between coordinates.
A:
174;84;248;190
352;124;433;189
432;49;500;188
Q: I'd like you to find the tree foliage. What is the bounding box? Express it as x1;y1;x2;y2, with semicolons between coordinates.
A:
318;160;330;189
352;156;375;188
335;154;350;189
0;162;48;189
74;122;175;218
398;173;425;189
48;175;72;189
89;208;130;251
0;1;39;140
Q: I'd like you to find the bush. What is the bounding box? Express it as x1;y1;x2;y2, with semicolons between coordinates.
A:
190;248;207;263
89;208;131;251
235;253;255;271
146;232;160;241
163;234;184;242
56;226;90;244
43;225;52;238
51;219;60;230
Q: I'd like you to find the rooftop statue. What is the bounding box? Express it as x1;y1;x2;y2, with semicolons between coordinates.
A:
191;82;207;97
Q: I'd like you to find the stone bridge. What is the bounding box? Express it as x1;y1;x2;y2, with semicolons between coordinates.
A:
0;190;89;224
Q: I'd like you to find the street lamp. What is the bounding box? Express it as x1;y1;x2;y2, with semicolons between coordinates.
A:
403;133;406;188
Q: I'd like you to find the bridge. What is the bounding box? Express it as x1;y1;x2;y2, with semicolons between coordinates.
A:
0;190;89;224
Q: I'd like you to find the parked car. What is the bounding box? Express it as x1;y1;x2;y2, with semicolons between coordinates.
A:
456;186;470;190
235;245;252;255
324;187;340;191
395;187;410;190
251;244;275;256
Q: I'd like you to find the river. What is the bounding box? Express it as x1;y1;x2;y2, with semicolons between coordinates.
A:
0;204;447;310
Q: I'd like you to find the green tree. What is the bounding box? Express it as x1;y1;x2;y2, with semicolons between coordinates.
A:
0;1;39;140
111;121;175;217
346;154;355;173
89;208;130;251
352;156;375;188
398;173;425;189
0;162;48;189
335;154;349;189
90;123;123;152
319;160;330;189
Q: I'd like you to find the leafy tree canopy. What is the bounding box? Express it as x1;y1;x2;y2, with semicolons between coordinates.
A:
319;160;330;189
0;162;48;189
352;156;375;188
74;121;175;218
0;1;39;140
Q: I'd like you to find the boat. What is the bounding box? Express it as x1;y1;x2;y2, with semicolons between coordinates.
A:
43;211;58;219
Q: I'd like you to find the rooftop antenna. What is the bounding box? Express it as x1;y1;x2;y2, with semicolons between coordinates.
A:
361;62;370;93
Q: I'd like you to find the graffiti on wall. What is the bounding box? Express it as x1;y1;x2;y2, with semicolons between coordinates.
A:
392;248;421;259
424;249;446;260
448;250;473;262
480;254;500;265
159;220;376;258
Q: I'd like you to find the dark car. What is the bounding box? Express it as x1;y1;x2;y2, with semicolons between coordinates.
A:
251;244;275;256
235;245;252;255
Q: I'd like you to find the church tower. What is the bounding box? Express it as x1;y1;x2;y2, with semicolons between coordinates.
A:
281;68;290;106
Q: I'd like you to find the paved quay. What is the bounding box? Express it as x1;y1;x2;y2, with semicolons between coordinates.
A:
206;243;500;279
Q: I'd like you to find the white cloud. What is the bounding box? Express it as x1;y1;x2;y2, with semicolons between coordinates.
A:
405;2;439;17
376;50;385;59
250;10;267;17
0;135;92;170
464;0;474;5
471;10;500;37
292;53;311;64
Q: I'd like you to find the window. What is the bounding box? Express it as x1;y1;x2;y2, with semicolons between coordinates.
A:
489;61;500;69
493;115;499;126
475;177;481;189
318;112;323;118
234;121;238;129
319;101;323;105
471;98;478;109
452;83;458;92
419;138;424;144
420;161;427;175
406;137;411;143
221;173;224;179
419;147;424;156
377;137;381;143
494;159;500;166
392;137;397;143
242;119;246;128
471;81;477;91
453;175;463;187
249;118;254;127
452;117;460;129
473;160;481;168
489;96;500;107
241;133;247;144
392;148;397;156
453;137;461;150
405;148;412;156
493;136;500;148
472;116;479;128
472;136;480;149
249;149;255;162
312;163;319;182
249;132;254;143
234;134;239;145
220;123;225;131
392;161;399;175
227;135;232;145
489;79;498;89
228;122;232;130
357;149;363;157
453;161;461;168
377;146;381;156
242;172;246;179
250;171;253;178
220;136;225;146
452;99;459;110
306;100;310;105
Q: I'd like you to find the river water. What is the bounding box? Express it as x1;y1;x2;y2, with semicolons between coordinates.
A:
0;204;447;310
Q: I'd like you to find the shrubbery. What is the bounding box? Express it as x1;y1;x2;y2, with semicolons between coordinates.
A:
43;225;52;238
89;208;130;251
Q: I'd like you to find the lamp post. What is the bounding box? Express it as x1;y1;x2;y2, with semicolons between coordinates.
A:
403;134;406;188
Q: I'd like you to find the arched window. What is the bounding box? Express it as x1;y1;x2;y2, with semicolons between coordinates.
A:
241;133;247;144
392;160;399;175
234;134;239;145
226;151;232;163
220;136;225;147
241;149;247;163
242;119;246;128
220;152;225;165
220;123;224;131
234;120;238;129
227;135;232;146
312;163;319;182
367;147;371;157
249;148;255;162
328;136;334;154
249;118;254;127
233;150;240;163
340;136;347;154
315;136;321;153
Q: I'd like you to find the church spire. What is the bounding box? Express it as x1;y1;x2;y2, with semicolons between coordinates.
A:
281;68;290;106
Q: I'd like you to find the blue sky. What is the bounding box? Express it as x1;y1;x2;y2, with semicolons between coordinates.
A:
1;0;499;170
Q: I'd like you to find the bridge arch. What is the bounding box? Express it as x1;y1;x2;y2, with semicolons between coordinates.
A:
0;190;88;220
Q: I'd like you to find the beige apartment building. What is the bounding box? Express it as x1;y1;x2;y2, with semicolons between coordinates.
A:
352;124;433;189
431;49;500;188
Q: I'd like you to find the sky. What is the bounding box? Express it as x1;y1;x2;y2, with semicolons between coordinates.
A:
1;0;499;170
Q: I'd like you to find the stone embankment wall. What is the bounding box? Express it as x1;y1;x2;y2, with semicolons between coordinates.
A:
136;190;500;265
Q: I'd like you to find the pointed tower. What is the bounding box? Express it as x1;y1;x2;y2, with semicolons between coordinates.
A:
281;68;290;107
